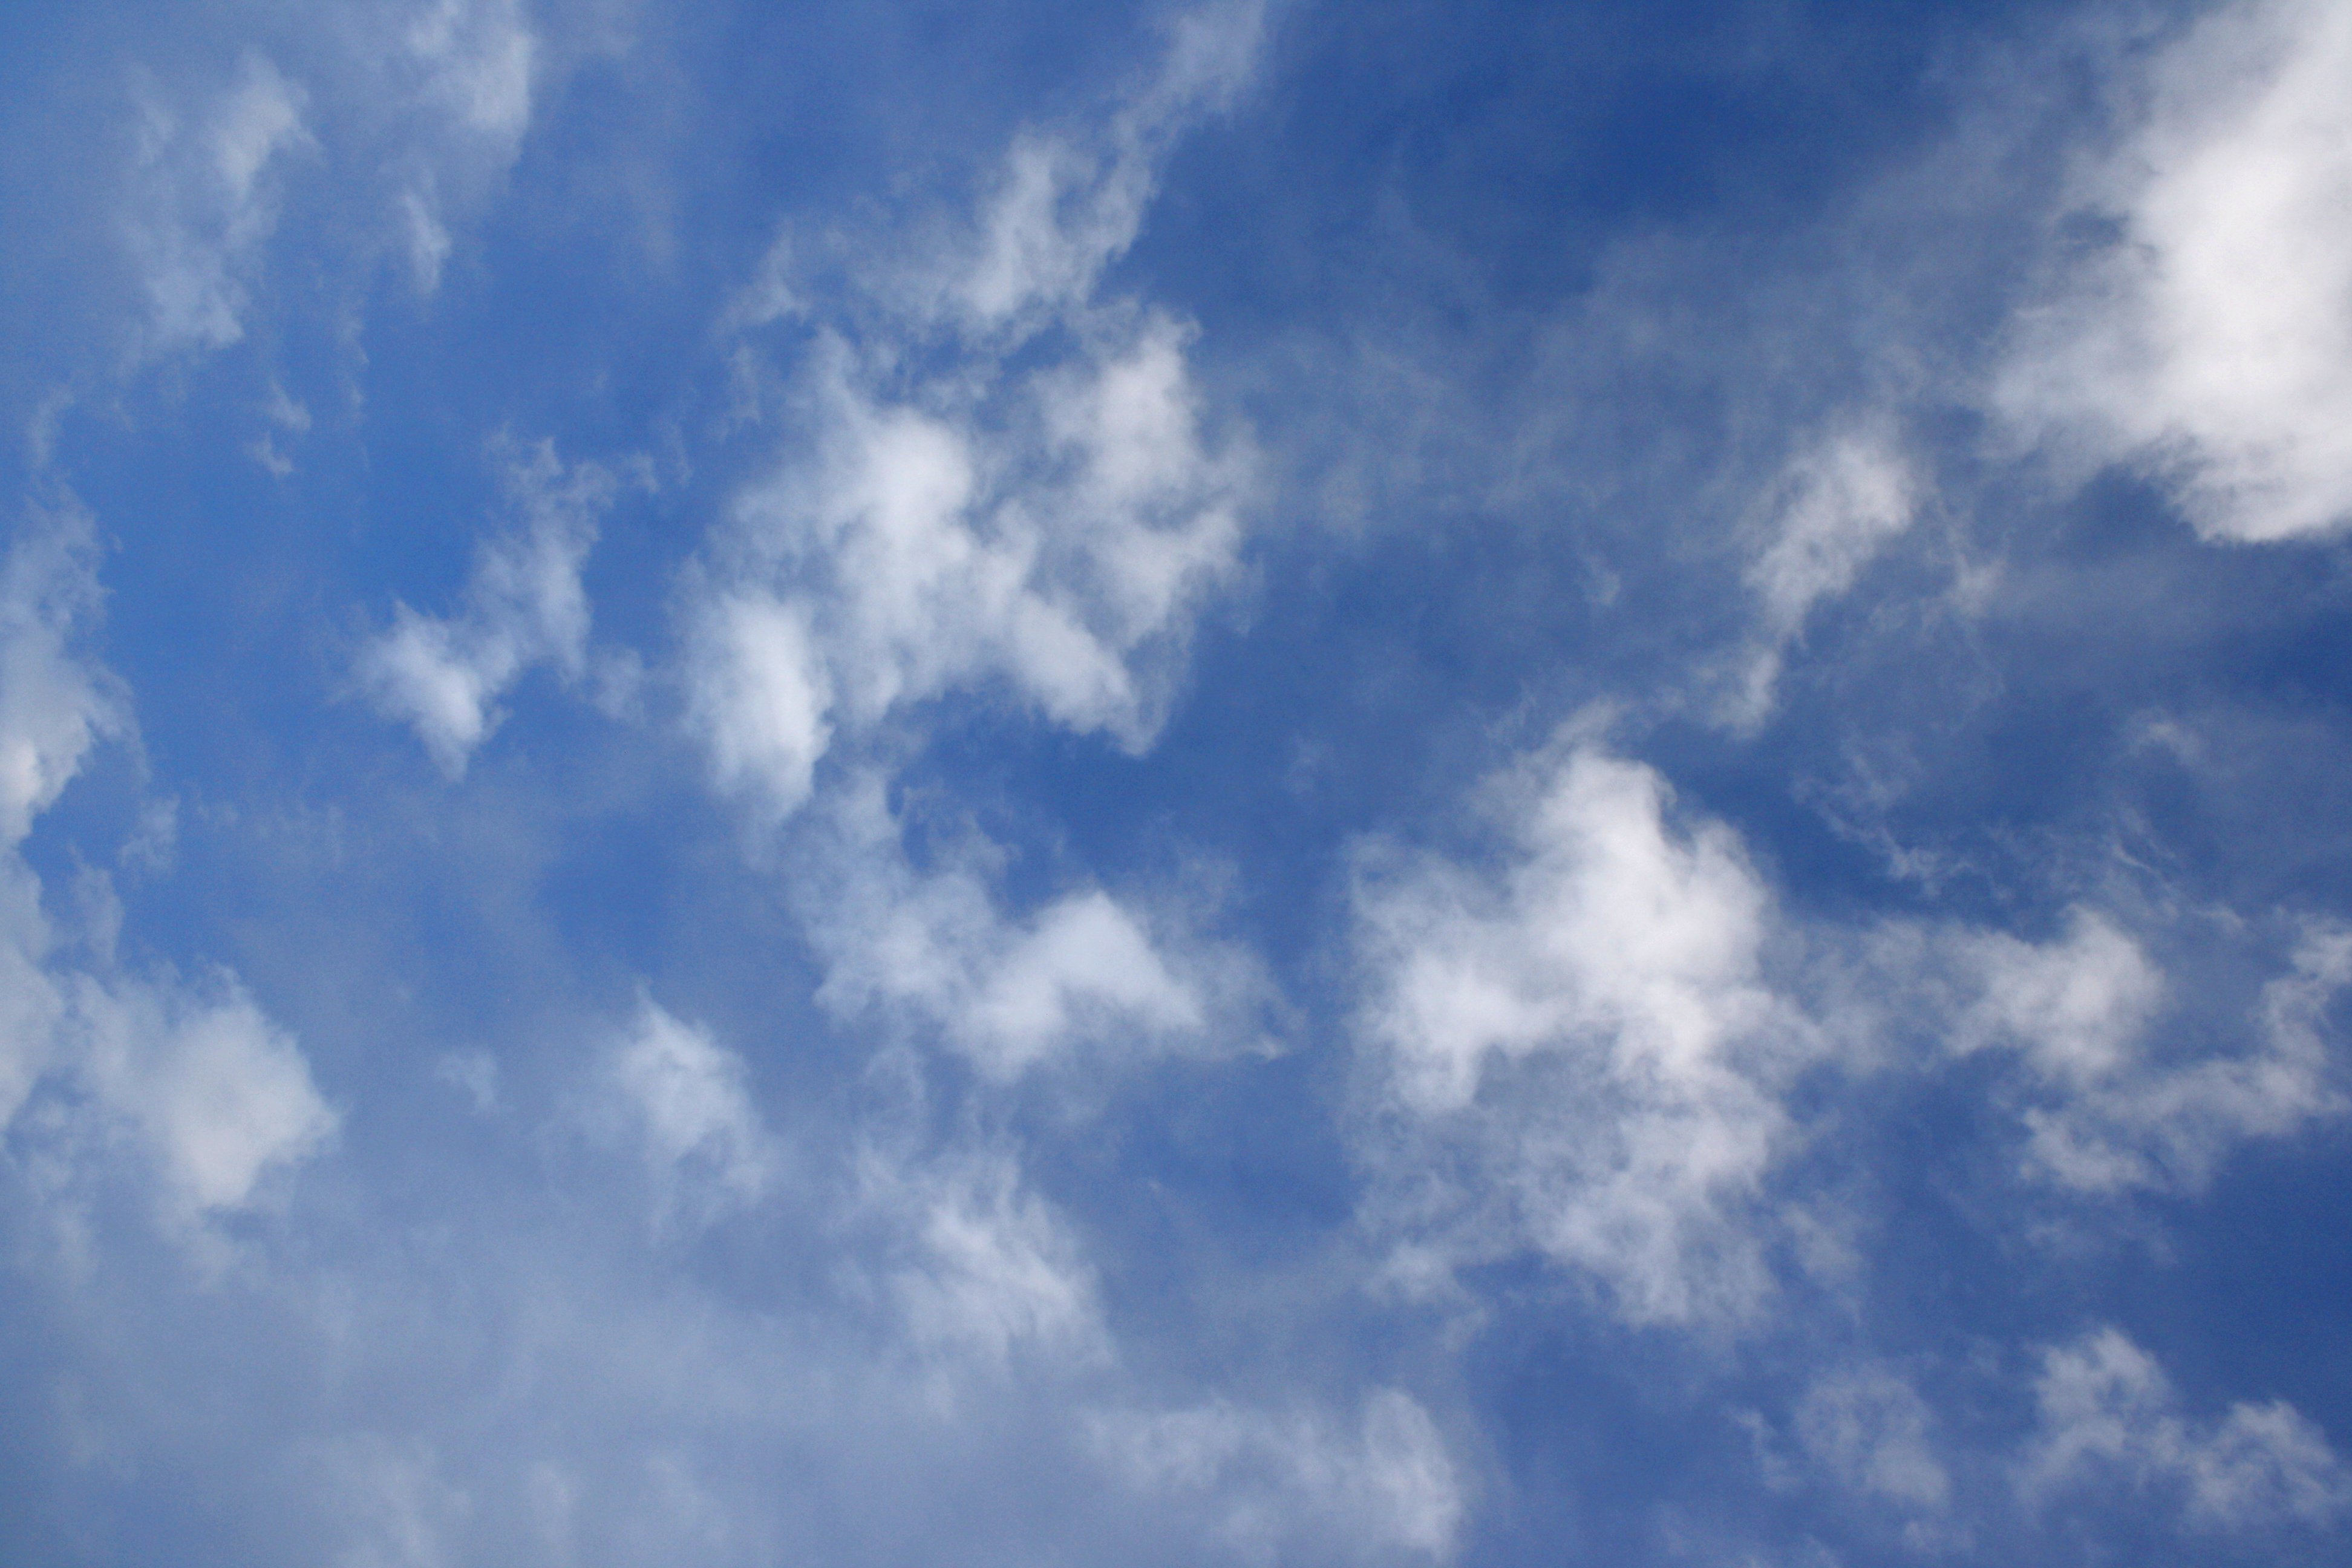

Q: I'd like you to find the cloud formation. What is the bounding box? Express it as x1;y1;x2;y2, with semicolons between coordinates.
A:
2024;1327;2351;1532
1997;0;2352;541
802;777;1246;1081
1958;913;2348;1192
604;998;777;1214
685;5;1259;820
1731;421;1919;725
12;1;2352;1563
359;440;614;776
1093;1389;1463;1564
0;509;331;1235
124;54;311;359
1355;737;1803;1322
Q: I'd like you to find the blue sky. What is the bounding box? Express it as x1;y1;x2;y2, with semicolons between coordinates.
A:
4;1;2352;1563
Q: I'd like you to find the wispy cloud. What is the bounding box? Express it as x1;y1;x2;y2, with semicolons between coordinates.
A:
358;439;615;776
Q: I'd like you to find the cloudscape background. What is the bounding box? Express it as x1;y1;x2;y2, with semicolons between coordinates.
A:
4;1;2351;1563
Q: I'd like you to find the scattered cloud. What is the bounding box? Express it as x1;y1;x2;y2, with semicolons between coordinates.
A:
604;998;777;1215
72;969;337;1217
1793;1366;1950;1512
15;2;2352;1563
391;0;539;292
123;53;312;359
0;505;125;849
1995;0;2352;541
0;509;331;1233
866;1143;1108;1369
688;313;1244;815
1729;421;1919;727
1956;912;2347;1192
1353;733;2351;1322
1354;736;1806;1323
2023;1326;2351;1532
687;3;1259;819
1093;1388;1463;1564
907;0;1267;334
358;440;615;776
803;776;1254;1080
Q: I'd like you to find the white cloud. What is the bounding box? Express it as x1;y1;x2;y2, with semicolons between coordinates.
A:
1956;913;2346;1192
1093;1388;1463;1563
358;440;613;777
683;591;832;820
0;509;332;1229
1958;910;2165;1086
676;2;1261;1120
66;969;337;1217
0;511;116;1132
965;890;1206;1066
431;1049;498;1115
691;1;1258;821
924;0;1266;334
250;381;313;477
1350;719;2352;1325
398;180;457;296
1353;738;1806;1323
125;54;311;358
607;998;776;1210
0;508;126;851
869;1146;1108;1368
1794;1367;1950;1512
393;0;538;292
1995;0;2352;541
805;777;1244;1081
2022;1326;2351;1531
1729;422;1918;727
691;314;1243;813
407;0;535;143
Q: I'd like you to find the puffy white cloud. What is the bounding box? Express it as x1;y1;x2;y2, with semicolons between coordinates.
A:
1729;422;1918;727
73;972;338;1215
1994;0;2352;541
691;314;1243;812
683;591;832;820
124;53;312;358
690;1;1257;820
606;998;776;1212
358;441;614;777
406;0;535;144
1353;730;2352;1324
1958;910;2164;1087
0;511;119;1131
804;777;1247;1081
674;4;1261;1134
1354;739;1805;1323
1093;1388;1463;1564
2022;1327;2351;1531
1956;913;2346;1192
0;510;332;1229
